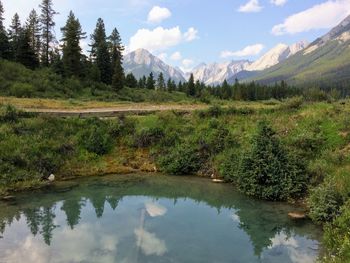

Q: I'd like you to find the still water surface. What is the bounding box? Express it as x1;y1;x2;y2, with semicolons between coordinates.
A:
0;174;322;263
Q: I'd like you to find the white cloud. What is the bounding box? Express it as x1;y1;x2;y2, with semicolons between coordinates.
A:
184;27;199;41
238;0;263;13
270;0;287;6
128;26;198;52
180;59;195;73
220;44;264;58
170;51;182;61
147;6;172;23
145;202;167;217
134;228;167;256
272;0;350;35
182;59;194;67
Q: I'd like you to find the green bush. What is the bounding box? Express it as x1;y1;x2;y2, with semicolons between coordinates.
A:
323;201;350;263
308;181;344;223
158;144;203;175
78;119;113;155
280;96;304;110
134;127;164;148
237;121;308;201
9;82;35;97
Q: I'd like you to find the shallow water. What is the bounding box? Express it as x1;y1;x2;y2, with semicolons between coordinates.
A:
0;174;322;263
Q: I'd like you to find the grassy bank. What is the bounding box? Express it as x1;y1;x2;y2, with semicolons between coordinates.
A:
1;99;350;261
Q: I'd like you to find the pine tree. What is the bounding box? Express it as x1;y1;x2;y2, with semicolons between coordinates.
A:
60;11;86;77
39;0;57;66
8;13;22;61
26;9;41;62
187;73;195;97
16;28;39;69
238;121;307;201
90;18;112;84
109;28;124;91
0;0;11;59
156;72;165;90
138;76;146;89
146;72;155;89
125;73;137;88
0;0;3;30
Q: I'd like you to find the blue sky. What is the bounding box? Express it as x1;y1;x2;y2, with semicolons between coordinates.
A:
3;0;350;71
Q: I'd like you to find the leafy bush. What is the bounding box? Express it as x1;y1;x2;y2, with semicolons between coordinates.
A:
78;119;113;155
280;96;304;110
158;144;203;175
134;127;164;148
9;82;35;98
308;181;344;223
323;201;350;263
237;121;308;201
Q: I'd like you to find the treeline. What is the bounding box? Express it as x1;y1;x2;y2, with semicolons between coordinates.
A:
0;0;346;102
0;0;124;91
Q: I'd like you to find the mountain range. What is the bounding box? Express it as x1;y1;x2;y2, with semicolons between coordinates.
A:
124;15;350;87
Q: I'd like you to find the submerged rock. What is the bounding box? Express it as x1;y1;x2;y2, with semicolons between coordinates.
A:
288;212;306;220
2;195;15;201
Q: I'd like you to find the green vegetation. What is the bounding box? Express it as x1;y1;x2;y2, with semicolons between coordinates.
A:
1;99;350;261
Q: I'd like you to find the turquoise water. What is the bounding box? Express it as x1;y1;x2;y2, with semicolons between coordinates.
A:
0;174;322;263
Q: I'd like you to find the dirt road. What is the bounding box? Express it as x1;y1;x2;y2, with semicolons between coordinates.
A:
24;104;208;117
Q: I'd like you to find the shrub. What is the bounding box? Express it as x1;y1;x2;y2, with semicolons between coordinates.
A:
308;181;343;223
158;144;203;175
323;201;350;263
280;96;304;110
9;82;35;97
78;119;113;155
134;127;164;148
237;121;308;201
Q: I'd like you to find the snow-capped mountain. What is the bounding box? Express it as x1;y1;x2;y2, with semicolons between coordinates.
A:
123;49;186;83
191;60;251;86
246;41;309;71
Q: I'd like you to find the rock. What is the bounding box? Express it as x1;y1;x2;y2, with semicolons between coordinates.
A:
48;174;55;182
212;179;225;183
288;212;306;220
2;195;15;201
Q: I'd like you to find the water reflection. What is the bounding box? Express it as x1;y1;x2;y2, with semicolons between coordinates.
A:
0;174;322;263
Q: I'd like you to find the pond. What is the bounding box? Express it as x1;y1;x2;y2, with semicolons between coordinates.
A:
0;174;322;263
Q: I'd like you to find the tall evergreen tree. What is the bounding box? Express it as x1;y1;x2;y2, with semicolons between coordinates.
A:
109;28;125;90
156;72;165;90
60;11;86;77
146;72;155;90
90;18;112;84
187;73;195;97
39;0;57;66
125;73;137;88
0;0;11;59
8;13;22;61
26;9;41;62
17;28;39;69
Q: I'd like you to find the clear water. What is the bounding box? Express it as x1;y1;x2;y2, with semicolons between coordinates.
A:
0;174;322;263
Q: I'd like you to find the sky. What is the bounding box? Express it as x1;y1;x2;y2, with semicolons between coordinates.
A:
2;0;350;71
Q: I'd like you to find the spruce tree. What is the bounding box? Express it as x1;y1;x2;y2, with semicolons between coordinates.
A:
146;72;155;90
39;0;57;66
60;11;86;77
156;72;165;90
17;28;39;69
0;0;10;59
125;73;137;88
238;121;307;201
26;9;41;63
90;18;112;84
187;73;195;97
109;28;124;90
8;13;22;61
